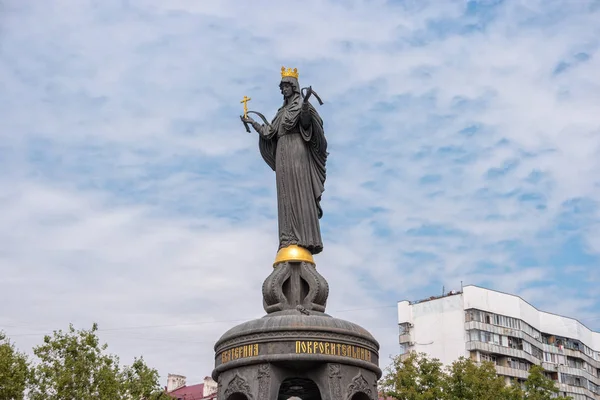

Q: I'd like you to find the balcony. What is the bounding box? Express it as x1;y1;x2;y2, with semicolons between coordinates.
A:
465;321;542;352
466;341;541;366
495;365;530;380
558;382;597;399
543;343;600;370
399;334;412;344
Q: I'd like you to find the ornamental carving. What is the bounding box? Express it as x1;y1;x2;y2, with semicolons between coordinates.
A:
262;263;291;313
224;374;253;400
347;372;372;400
328;364;343;400
299;261;329;312
257;364;271;400
262;261;329;314
217;329;379;350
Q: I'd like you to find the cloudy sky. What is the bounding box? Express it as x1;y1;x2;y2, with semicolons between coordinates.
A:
1;0;600;386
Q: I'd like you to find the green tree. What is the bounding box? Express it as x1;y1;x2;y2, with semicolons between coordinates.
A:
0;331;30;400
380;352;445;400
122;357;172;400
27;323;169;400
443;357;511;400
28;323;121;400
523;365;570;400
382;353;573;400
504;380;525;400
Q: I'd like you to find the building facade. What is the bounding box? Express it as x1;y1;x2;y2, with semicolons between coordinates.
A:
165;374;217;400
397;285;600;400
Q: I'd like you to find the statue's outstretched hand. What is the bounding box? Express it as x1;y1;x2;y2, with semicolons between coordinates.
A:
241;114;265;136
241;115;255;124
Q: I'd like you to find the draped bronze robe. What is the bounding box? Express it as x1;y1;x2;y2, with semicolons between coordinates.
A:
257;93;328;254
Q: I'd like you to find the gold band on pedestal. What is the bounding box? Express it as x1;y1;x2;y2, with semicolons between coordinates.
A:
273;245;315;267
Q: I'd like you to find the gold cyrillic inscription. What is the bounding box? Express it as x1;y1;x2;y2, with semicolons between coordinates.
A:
295;341;372;362
221;343;259;364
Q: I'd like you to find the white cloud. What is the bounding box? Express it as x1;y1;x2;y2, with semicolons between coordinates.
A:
1;0;600;385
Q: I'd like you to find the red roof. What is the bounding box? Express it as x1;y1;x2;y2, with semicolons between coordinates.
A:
168;383;215;400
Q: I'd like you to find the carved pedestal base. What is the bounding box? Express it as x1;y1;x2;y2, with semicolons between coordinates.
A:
213;313;381;400
217;362;378;400
262;261;329;314
214;255;380;400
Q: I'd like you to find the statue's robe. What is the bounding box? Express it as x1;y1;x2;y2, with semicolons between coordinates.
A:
258;93;328;254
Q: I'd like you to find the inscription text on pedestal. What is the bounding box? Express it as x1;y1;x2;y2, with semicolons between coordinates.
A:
216;340;377;367
221;344;260;364
295;341;372;362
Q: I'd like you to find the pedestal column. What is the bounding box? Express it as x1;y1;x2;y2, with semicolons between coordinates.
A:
213;245;381;400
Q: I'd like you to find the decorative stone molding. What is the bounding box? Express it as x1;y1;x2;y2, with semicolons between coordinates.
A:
328;364;343;400
224;374;253;400
217;330;379;353
257;364;271;400
262;261;329;314
347;372;373;400
262;262;291;313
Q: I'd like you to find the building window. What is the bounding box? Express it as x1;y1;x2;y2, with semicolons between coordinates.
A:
589;380;600;394
399;343;409;355
508;337;523;350
481;331;492;343
544;352;557;363
465;310;476;322
507;357;530;371
480;353;498;365
566;356;585;370
560;373;587;388
469;330;479;342
399;322;411;335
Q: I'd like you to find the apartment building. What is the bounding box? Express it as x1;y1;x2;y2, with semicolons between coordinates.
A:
397;285;600;400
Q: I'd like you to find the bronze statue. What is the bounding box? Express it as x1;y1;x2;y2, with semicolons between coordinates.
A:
214;69;380;400
241;67;328;255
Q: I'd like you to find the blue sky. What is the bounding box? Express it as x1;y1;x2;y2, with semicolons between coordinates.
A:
1;0;600;385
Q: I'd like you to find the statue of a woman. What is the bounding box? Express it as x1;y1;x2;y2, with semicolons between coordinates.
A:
241;67;328;254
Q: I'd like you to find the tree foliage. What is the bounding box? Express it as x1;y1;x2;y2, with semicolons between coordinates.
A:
523;365;567;400
0;331;30;400
381;352;445;400
22;323;171;400
443;357;507;400
381;352;572;400
28;323;121;400
122;357;173;400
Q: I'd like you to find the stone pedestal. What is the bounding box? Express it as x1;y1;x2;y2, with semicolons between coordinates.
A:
213;258;381;400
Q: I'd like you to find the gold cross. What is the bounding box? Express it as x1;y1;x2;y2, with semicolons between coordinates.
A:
240;96;251;118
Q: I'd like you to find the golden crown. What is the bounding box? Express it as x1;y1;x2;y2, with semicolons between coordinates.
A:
281;66;299;79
